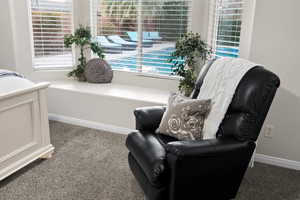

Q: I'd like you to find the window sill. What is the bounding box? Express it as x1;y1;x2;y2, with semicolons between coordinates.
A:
49;79;170;105
31;66;179;92
114;69;181;80
135;71;181;80
33;67;181;81
33;67;73;72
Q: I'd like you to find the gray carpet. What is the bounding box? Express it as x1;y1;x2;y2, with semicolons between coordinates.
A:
0;121;299;200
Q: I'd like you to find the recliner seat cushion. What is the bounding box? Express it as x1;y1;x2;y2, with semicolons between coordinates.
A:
157;134;178;145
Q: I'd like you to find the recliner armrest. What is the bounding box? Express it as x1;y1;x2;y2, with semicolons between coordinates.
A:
134;106;166;131
166;138;255;158
126;131;168;187
165;138;256;200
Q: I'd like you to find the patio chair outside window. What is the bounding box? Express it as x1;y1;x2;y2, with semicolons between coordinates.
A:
94;36;123;54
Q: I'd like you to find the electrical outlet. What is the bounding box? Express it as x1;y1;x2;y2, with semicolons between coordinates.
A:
264;125;274;138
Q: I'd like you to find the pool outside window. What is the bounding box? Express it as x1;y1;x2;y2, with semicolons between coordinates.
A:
90;0;191;76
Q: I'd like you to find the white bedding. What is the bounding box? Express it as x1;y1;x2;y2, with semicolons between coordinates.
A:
0;76;34;94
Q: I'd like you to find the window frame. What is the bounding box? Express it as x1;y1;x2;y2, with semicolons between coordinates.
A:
207;0;256;59
9;0;205;82
89;0;193;79
28;0;76;71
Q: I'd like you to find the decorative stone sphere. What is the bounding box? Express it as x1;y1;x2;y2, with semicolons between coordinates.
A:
84;58;113;83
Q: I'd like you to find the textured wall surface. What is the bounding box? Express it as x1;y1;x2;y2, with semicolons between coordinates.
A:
0;0;16;70
249;0;300;162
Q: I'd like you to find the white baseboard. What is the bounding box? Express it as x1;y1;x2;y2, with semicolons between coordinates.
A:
48;113;300;171
255;154;300;171
48;113;135;135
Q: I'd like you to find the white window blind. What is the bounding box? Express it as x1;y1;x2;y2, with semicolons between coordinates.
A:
30;0;74;69
208;0;243;58
91;0;191;76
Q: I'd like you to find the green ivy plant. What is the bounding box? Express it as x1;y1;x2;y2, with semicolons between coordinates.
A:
64;25;104;81
170;32;211;96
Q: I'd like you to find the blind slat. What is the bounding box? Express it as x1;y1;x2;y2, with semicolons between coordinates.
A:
91;0;191;75
209;0;243;58
31;0;74;69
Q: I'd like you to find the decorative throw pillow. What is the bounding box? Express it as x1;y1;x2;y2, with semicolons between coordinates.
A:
157;93;211;141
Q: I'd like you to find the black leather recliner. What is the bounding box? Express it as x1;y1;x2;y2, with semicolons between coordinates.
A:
126;66;280;200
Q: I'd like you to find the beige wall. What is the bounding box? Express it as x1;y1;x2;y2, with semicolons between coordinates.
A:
191;0;209;39
249;0;300;161
196;0;300;162
0;0;16;70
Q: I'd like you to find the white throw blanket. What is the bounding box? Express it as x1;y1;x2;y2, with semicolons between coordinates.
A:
197;58;258;139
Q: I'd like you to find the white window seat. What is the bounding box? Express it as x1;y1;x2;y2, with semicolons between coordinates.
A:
49;80;170;105
47;80;172;133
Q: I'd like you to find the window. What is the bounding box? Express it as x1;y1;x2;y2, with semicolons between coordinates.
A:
208;0;243;58
91;0;191;76
30;0;74;69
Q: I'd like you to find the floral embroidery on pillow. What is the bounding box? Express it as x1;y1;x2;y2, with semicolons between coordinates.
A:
157;93;211;141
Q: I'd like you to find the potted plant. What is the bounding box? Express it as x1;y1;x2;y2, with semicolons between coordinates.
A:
170;32;211;96
64;25;104;81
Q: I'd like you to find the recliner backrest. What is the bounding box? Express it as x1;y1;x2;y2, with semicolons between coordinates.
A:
192;64;280;141
191;59;216;99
